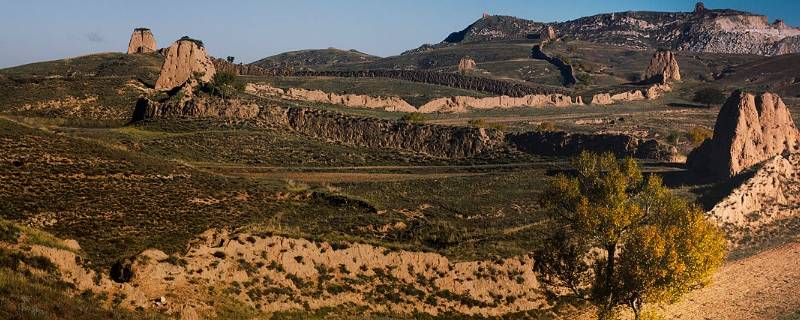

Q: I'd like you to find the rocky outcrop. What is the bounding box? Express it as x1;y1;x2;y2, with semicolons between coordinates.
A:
707;153;800;249
127;28;157;54
643;50;681;84
457;57;477;72
155;38;216;91
589;84;671;105
531;44;577;86
688;91;800;177
443;15;544;43
418;94;574;113
132;96;259;121
134;97;504;158
257;106;504;158
245;83;574;113
507;131;679;161
709;154;798;229
539;25;556;41
246;83;417;113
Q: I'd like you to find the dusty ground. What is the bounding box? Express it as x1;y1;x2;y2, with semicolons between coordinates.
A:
661;239;800;320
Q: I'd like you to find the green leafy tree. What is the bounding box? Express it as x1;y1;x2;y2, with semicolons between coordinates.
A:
203;71;243;101
535;151;726;319
692;87;726;107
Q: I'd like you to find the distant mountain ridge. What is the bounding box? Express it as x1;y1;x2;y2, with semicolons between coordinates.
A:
250;48;378;70
430;5;800;56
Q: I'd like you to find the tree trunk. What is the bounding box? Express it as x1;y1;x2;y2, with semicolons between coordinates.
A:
604;243;617;313
631;298;642;320
606;243;616;293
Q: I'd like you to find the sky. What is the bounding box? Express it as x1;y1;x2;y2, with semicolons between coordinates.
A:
1;0;799;68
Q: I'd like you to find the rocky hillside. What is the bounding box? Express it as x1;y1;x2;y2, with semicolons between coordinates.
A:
443;15;545;44
436;5;800;56
251;48;379;70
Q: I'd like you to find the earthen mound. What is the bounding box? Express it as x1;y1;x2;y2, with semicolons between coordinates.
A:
457;57;477;72
688;91;800;177
643;50;681;84
155;37;216;91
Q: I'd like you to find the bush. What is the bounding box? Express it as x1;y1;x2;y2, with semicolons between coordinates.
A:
575;72;593;85
489;122;508;131
688;126;713;146
468;119;486;127
537;121;557;132
693;87;726;107
400;113;426;123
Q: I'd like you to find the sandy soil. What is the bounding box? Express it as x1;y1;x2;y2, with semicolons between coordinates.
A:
661;239;800;320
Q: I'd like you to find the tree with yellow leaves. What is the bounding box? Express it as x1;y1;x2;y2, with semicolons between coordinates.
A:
535;151;726;319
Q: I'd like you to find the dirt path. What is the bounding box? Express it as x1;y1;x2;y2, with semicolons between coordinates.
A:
660;239;800;320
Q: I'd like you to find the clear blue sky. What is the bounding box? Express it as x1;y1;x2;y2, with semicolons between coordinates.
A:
1;0;798;68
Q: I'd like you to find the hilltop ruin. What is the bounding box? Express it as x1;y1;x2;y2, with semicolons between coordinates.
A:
127;28;157;54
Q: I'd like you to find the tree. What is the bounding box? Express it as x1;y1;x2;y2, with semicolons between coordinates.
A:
226;56;235;63
535;151;726;319
692;87;726;107
203;71;242;101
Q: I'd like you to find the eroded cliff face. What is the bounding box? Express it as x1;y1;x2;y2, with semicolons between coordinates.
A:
155;39;216;91
418;94;574;113
507;131;679;161
4;228;547;319
246;83;417;113
246;83;574;113
688;91;800;177
127;28;157;54
589;84;671;105
708;153;800;249
257;106;504;158
133;97;504;159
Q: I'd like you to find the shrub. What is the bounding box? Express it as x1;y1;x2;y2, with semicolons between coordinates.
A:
687;126;713;146
468;119;487;127
400;113;426;123
489;122;508;131
537;121;557;132
693;87;726;107
576;72;593;85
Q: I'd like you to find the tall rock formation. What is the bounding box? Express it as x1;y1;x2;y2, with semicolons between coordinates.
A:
458;57;477;73
127;28;157;54
688;91;800;177
155;37;216;91
694;2;706;14
643;50;681;83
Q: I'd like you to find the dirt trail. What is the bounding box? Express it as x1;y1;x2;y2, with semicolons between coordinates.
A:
661;239;800;320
